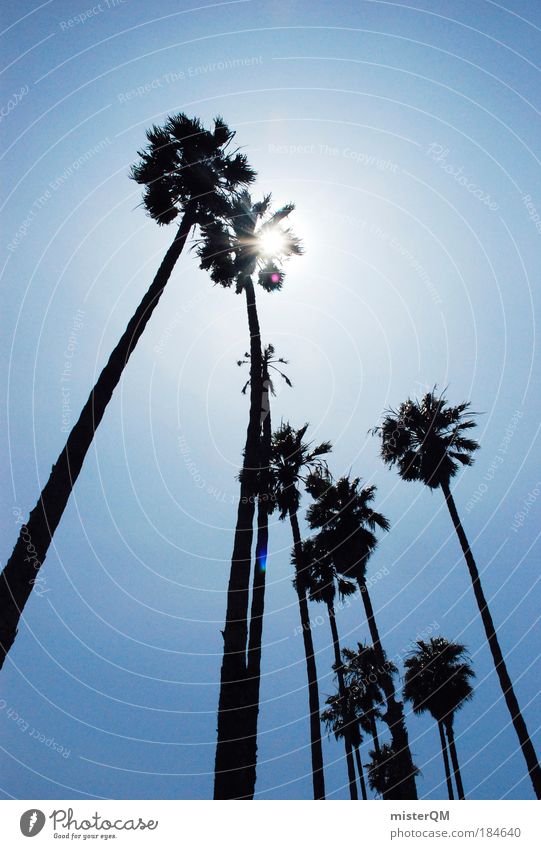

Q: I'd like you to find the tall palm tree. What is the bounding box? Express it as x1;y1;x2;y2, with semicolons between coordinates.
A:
306;473;419;799
270;423;332;799
299;537;358;798
404;637;474;799
342;642;398;800
198;196;301;799
321;689;368;799
374;389;541;799
0;113;255;669
342;642;387;757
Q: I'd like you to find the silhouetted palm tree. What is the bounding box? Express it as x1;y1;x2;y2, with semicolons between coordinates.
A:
0;113;255;670
374;390;541;799
299;537;358;798
198;195;301;799
270;423;331;799
321;688;368;799
404;637;474;799
306;473;418;799
342;642;387;757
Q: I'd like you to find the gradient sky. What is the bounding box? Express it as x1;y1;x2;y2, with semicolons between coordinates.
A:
1;0;540;800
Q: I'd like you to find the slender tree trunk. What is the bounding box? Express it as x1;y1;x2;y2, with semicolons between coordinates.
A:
370;714;381;756
328;603;358;800
441;480;541;800
214;276;264;800
289;509;326;799
438;719;454;800
244;367;272;798
0;210;196;669
357;578;418;800
354;744;368;800
444;719;465;800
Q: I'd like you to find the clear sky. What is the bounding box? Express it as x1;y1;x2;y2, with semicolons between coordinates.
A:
1;0;540;800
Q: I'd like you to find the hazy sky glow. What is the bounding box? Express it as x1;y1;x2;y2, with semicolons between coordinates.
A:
1;0;541;800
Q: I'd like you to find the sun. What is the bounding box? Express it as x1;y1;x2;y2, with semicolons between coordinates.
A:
258;226;287;258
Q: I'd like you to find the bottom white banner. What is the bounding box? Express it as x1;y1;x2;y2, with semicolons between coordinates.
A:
1;800;538;848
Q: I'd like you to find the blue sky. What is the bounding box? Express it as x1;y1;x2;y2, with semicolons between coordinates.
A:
1;0;540;800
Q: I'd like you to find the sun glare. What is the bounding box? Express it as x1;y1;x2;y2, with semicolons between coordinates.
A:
258;227;287;257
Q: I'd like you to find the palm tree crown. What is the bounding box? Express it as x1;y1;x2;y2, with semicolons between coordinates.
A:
306;475;389;581
130;113;256;226
373;389;479;489
294;537;356;605
403;637;474;724
197;191;302;292
271;423;331;518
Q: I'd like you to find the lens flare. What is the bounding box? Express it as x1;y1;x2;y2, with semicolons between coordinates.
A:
258;545;268;573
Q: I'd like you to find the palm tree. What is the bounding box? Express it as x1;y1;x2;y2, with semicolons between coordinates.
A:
198;196;301;799
299;536;358;798
321;689;368;799
306;472;418;799
270;423;332;799
374;389;541;799
342;642;399;800
342;642;387;757
404;637;474;799
0;113;255;669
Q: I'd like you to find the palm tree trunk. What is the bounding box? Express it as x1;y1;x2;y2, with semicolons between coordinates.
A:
0;210;196;669
441;480;541;800
438;719;454;800
244;368;272;798
328;602;358;799
214;275;264;800
357;578;418;799
444;719;465;800
289;508;326;799
370;714;381;756
354;744;368;799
